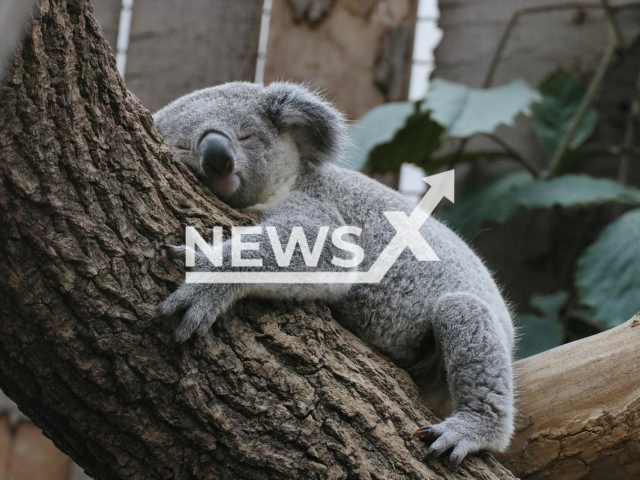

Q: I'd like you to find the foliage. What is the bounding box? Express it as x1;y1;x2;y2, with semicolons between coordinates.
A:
576;209;640;330
531;71;598;157
366;110;443;173
425;79;539;138
345;102;415;171
438;172;532;239
349;58;640;356
441;173;640;240
350;80;538;173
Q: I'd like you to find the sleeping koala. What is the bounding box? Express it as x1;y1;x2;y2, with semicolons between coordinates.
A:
153;82;514;466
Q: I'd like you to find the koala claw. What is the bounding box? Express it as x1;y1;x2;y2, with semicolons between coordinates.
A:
414;418;482;468
158;242;223;341
176;298;219;342
413;425;434;439
158;280;221;342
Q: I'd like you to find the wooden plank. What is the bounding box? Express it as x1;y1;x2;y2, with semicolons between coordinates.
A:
124;0;263;111
435;0;610;88
264;0;418;119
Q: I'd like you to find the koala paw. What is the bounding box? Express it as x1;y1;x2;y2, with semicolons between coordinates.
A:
159;243;188;261
414;413;509;468
158;244;226;342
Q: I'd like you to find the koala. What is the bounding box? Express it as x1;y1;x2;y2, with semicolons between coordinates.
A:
153;82;515;467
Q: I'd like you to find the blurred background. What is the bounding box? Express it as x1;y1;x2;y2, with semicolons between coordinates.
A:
2;0;640;478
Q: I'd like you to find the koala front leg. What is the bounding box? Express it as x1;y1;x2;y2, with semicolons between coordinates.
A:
415;292;514;467
158;245;245;342
159;195;354;341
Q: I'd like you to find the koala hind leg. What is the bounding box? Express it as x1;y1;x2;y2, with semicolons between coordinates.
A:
414;292;514;467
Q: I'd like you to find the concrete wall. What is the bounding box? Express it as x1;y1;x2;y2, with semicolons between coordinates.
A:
436;1;607;88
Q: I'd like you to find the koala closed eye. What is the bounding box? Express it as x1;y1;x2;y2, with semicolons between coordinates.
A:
237;133;253;143
173;140;191;151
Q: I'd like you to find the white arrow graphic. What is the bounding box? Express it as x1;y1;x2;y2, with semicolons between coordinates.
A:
186;170;455;284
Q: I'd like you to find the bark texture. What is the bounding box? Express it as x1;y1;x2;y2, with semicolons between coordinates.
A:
0;0;515;479
88;0;120;50
498;314;640;480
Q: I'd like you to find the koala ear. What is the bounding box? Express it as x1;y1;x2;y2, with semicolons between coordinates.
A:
262;83;347;163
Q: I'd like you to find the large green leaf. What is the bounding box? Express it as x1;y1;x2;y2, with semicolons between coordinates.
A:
366;110;444;173
515;291;567;360
532;71;598;158
576;209;640;329
440;173;640;239
424;79;539;138
438;172;534;239
515;174;640;208
345;102;415;171
354;79;538;173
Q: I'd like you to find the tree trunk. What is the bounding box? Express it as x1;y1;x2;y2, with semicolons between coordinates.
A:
497;313;640;480
0;0;515;479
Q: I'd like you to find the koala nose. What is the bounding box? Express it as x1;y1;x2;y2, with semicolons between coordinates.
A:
198;132;235;177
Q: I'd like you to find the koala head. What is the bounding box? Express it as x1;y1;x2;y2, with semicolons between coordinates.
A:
153;82;346;209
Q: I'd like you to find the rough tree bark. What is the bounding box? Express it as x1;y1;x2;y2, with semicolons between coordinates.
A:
497;313;640;480
0;0;515;479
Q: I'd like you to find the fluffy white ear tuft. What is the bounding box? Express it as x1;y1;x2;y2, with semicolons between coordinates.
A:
262;82;347;163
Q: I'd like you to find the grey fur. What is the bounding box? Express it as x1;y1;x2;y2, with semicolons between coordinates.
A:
153;82;515;466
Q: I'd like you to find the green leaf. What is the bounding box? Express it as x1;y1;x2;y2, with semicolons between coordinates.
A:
514;291;567;359
345;102;415;171
440;173;640;240
576;209;640;329
532;71;598;158
438;172;534;239
515;174;640;208
352;79;538;173
424;79;539;138
366;110;444;173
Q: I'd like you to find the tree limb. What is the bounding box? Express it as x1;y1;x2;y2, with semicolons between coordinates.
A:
0;0;515;478
497;313;640;480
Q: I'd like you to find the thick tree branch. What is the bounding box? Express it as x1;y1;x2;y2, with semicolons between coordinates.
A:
0;0;515;478
497;313;640;480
